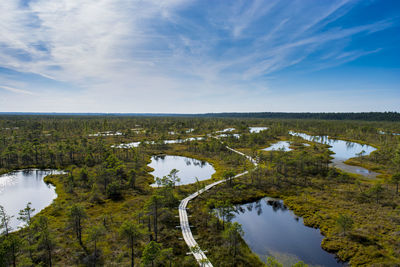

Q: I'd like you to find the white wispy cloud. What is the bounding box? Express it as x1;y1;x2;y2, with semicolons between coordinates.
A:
0;85;34;95
0;0;397;112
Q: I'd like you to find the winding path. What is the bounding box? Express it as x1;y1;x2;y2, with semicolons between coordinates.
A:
179;144;258;266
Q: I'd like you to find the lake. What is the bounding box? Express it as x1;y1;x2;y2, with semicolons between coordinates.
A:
289;131;378;178
148;155;215;186
0;169;63;230
232;198;343;267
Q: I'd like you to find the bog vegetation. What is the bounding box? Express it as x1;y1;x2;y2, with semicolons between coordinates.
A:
0;115;399;266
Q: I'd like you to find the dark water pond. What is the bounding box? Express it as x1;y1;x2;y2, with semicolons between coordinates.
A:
0;169;63;230
148;155;215;186
232;198;343;267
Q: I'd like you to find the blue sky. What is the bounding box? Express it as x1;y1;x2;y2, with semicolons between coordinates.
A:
0;0;399;113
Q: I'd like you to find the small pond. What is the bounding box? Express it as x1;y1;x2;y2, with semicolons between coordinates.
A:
89;131;123;137
216;128;235;133
112;137;205;149
232;198;343;266
263;141;292;152
148;155;215;186
249;127;269;133
112;141;141;148
217;133;241;139
0;169;63;230
163;137;204;144
378;130;400;136
289;131;378;178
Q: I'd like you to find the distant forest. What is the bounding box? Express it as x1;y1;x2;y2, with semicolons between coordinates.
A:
1;112;399;121
199;112;400;121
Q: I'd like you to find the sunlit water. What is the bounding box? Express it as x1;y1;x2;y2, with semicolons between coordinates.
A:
89;131;123;137
231;198;343;267
148;155;215;186
163;137;205;144
378;130;400;136
249;127;269;133
289;132;376;160
263;141;292;151
217;133;241;138
0;169;64;230
112;137;205;148
216;128;235;133
289;131;378;178
112;141;141;148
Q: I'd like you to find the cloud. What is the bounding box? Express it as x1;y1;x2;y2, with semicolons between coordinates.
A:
0;0;397;112
0;85;34;95
229;0;278;38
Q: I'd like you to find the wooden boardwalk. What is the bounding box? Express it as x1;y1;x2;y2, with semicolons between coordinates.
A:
178;144;257;266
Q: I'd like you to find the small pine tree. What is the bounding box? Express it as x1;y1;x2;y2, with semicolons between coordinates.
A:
141;241;161;266
336;213;354;235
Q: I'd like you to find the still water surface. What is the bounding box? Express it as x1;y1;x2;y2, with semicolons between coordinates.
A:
112;137;205;148
249;127;269;133
148;155;215;186
217;133;241;138
378;130;400;136
263;141;292;151
232;198;343;267
216;128;235;133
289;132;378;178
0;169;63;230
289;132;376;161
